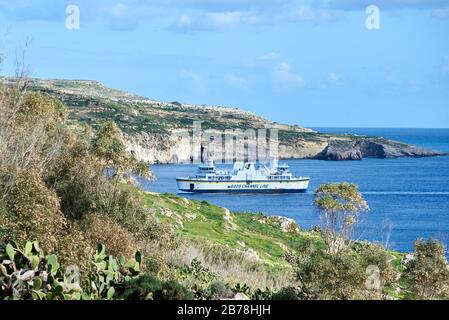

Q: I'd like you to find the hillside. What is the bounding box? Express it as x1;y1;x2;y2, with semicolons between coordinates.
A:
142;191;316;266
5;77;444;163
2;79;448;301
139;191;406;291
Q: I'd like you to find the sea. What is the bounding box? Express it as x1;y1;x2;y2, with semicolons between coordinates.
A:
142;128;449;253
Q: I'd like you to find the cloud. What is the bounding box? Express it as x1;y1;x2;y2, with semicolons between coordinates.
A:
178;14;193;27
101;2;169;32
2;0;446;34
319;0;448;10
208;12;243;29
325;0;449;10
327;72;343;84
170;11;263;33
224;74;249;90
179;69;206;91
272;62;305;87
432;6;449;18
106;3;139;31
0;1;162;32
286;6;344;23
259;52;279;60
157;0;292;13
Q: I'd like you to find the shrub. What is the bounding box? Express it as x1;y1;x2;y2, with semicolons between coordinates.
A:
2;170;67;253
271;287;301;300
354;243;399;289
44;130;99;221
92;121;152;180
12;92;67;130
80;214;137;260
287;247;369;300
117;273;194;300
116;273;163;300
402;238;449;299
208;280;227;297
208;281;233;299
56;223;95;277
154;280;194;300
178;258;219;299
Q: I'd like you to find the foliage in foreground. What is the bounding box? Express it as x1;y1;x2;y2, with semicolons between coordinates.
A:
402;239;449;300
0;241;191;300
0;83;172;278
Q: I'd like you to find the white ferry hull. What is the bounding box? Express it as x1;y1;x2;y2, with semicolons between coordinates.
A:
176;179;310;193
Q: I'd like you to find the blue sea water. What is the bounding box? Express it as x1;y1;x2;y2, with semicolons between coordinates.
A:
142;128;449;253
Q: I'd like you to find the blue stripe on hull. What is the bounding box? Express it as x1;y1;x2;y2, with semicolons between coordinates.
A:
178;189;308;194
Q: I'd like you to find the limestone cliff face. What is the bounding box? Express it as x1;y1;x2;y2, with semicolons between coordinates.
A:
125;132;445;164
278;139;329;159
317;138;443;161
125;130;193;164
13;78;445;164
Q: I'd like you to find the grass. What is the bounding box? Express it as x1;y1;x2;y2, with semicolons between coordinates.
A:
140;191;323;267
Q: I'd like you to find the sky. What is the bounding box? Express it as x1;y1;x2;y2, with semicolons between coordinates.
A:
0;0;448;128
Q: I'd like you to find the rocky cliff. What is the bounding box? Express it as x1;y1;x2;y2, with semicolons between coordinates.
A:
316;138;442;161
123;130;444;164
7;77;445;163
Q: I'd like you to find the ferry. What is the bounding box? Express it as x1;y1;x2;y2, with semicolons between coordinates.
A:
176;160;310;193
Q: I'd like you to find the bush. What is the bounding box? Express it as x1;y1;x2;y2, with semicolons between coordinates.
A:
80;214;137;260
402;238;449;299
287;247;370;300
208;281;233;299
354;243;399;289
92;121;152;180
56;223;94;277
178;258;219;299
118;274;193;300
2;171;67;253
13;92;67;130
44;130;99;221
271;287;301;300
117;273;163;300
154;280;194;300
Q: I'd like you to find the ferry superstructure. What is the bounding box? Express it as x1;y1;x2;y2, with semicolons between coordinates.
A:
176;160;310;193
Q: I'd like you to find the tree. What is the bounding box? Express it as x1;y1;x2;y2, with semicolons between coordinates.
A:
92;121;153;180
314;183;369;254
286;247;371;300
286;241;398;300
403;238;449;299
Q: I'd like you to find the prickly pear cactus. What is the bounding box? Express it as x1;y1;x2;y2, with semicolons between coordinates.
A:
1;241;143;300
88;244;142;300
0;241;82;300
